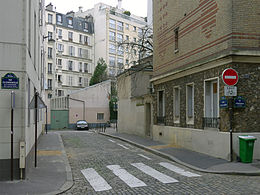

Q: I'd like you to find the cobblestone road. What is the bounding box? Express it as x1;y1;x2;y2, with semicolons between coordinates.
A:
60;131;260;195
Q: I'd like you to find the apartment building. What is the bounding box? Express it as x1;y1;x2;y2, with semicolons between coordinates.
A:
0;0;45;180
75;2;147;77
45;3;94;98
152;0;260;160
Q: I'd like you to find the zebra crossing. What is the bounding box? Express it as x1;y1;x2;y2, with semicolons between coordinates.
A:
81;162;201;192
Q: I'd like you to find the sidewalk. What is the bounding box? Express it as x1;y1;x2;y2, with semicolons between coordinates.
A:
100;128;260;175
0;132;73;195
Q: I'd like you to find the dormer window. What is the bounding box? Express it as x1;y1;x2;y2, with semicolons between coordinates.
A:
57;15;62;24
68;18;73;27
83;22;88;32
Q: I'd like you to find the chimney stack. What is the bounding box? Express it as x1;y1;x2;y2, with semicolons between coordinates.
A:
117;0;122;9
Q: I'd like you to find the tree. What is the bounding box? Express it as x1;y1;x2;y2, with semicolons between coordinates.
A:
89;58;107;86
118;25;153;67
123;11;131;16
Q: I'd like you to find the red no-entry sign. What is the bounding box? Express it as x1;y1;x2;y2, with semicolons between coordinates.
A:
222;68;239;86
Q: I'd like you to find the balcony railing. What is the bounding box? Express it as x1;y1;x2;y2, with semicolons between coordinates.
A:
157;116;165;125
202;117;220;129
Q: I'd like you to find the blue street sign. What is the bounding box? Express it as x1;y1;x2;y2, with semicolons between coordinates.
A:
234;96;246;108
1;73;19;89
219;96;228;108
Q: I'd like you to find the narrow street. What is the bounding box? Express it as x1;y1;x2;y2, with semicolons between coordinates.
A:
60;131;260;194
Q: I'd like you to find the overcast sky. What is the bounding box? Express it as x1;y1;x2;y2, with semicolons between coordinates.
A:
45;0;148;17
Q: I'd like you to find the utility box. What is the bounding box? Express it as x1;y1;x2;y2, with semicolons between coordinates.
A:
20;141;26;168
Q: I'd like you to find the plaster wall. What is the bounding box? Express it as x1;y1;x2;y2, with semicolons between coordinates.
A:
153;125;260;160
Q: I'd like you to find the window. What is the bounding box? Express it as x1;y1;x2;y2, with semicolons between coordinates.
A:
125;23;129;30
79;34;83;43
58;75;62;82
68;76;73;86
118;46;124;55
97;113;104;120
68;32;73;41
109;31;116;41
83;22;88;31
58;90;63;97
48;63;52;74
117;21;123;31
173;87;180;123
48;47;52;58
68;18;73;27
57;44;64;52
109;43;116;54
186;84;194;123
84;36;89;45
133;37;137;42
57;59;62;66
109;56;116;67
58;29;62;39
174;28;179;52
133;49;137;55
133;26;136;32
78;48;82;57
48;14;53;23
109;19;116;29
125;35;129;41
117;58;123;69
47;79;52;90
79;62;82;72
157;90;165;124
109;69;116;77
68;60;73;71
204;79;219;128
84;63;88;72
79;77;82;86
117;33;123;42
48;93;52;99
69;46;75;56
48;31;53;40
57;14;62;24
125;59;129;65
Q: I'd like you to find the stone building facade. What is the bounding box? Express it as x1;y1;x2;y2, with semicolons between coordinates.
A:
0;0;46;180
152;0;260;160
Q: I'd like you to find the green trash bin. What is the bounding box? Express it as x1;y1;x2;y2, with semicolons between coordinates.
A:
238;135;257;163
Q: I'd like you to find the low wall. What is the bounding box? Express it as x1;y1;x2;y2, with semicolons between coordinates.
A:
153;125;260;160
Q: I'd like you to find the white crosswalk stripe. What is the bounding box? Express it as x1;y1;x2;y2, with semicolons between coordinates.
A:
107;165;147;188
81;168;112;192
108;139;116;143
117;143;129;149
138;154;152;160
81;162;201;191
159;162;201;177
131;163;178;184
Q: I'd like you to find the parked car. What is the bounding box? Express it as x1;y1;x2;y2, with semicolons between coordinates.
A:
76;120;89;130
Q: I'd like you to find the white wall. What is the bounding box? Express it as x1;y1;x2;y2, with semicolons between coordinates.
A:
153;125;260;160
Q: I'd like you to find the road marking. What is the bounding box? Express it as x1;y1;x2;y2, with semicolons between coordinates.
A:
138;154;151;160
131;163;178;184
159;162;201;177
81;168;112;192
108;139;116;143
107;165;146;188
117;143;129;149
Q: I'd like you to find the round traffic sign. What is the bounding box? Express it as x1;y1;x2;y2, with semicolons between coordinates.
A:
222;68;239;86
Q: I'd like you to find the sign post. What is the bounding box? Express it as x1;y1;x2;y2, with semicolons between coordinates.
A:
222;68;239;162
10;91;15;181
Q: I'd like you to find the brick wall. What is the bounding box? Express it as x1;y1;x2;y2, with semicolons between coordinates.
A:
153;0;260;77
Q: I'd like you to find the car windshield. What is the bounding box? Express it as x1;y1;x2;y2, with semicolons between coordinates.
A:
77;120;87;124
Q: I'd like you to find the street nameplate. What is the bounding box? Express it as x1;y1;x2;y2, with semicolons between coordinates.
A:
1;73;19;89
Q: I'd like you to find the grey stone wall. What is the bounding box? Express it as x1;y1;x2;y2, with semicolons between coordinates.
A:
153;62;260;132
